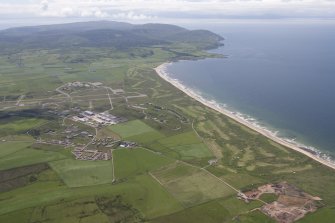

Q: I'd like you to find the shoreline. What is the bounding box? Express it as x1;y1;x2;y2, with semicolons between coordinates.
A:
155;62;335;171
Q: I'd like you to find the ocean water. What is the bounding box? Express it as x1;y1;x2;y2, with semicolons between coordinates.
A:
166;21;335;158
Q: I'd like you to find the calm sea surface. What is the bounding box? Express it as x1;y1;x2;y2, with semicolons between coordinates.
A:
167;22;335;157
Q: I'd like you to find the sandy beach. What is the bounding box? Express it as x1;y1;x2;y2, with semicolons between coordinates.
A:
155;63;335;171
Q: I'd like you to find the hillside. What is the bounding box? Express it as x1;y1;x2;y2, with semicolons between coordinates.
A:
0;21;223;53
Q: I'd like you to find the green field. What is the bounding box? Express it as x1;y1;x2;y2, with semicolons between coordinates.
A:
30;197;111;223
0;118;47;135
0;148;66;170
0;172;182;219
49;159;114;187
126;174;183;218
171;143;212;159
237;210;276;223
259;193;278;203
0;141;33;157
157;131;202;147
152;162;235;206
126;131;165;144
113;148;173;179
151;200;232;223
150;197;266;223
297;208;335;223
219;173;264;190
109;120;159;138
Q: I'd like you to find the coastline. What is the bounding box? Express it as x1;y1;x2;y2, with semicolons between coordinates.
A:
155;62;335;171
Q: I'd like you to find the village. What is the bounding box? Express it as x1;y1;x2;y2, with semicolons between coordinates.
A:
32;119;138;161
72;140;137;161
27;100;136;161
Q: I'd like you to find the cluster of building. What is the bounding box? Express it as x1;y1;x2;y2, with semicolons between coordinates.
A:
37;138;75;147
208;159;218;165
92;138;119;147
63;125;94;139
72;111;127;127
119;141;137;148
72;147;111;161
61;81;103;90
91;138;137;150
35;124;93;147
72;140;137;161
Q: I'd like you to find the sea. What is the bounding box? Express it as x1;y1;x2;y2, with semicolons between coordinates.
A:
166;20;335;161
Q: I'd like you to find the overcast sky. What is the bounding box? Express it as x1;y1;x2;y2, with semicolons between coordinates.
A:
1;0;335;27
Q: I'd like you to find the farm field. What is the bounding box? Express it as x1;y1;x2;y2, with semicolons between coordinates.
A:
0;148;67;170
113;148;173;179
152;162;235;206
109;120;158;138
0;141;33;157
150;197;268;223
49;159;115;187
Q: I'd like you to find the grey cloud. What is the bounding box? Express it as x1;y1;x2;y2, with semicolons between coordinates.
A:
41;0;49;11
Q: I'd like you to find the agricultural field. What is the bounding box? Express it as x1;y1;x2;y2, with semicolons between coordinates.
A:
0;21;334;223
150;197;269;223
109;120;160;138
113;148;173;179
151;161;236;206
49;159;115;187
0;147;67;170
0;141;33;157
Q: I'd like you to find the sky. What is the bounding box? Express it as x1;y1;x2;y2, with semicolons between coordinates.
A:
1;0;335;27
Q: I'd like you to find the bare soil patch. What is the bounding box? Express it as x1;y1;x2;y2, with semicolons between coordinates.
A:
243;182;322;223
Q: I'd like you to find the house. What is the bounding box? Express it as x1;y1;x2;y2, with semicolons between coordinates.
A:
84;111;94;116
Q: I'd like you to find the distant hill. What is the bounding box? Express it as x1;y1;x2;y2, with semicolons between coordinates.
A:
0;21;223;53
